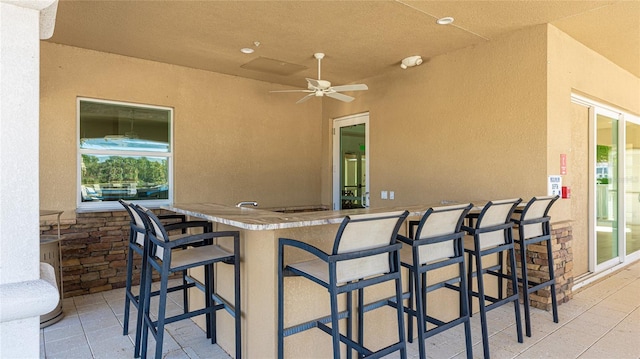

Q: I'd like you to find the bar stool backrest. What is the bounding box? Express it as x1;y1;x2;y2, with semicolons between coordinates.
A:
518;196;559;239
475;198;522;250
120;200;146;247
415;203;472;264
333;211;408;284
136;205;171;260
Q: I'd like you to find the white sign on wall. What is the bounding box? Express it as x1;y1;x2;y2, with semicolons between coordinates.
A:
548;175;562;196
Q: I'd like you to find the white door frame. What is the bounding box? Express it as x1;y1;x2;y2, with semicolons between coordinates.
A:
333;113;370;210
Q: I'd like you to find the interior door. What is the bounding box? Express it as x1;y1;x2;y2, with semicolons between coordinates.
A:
333;113;369;210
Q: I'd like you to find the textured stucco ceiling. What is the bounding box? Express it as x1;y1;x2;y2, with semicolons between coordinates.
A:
47;0;640;89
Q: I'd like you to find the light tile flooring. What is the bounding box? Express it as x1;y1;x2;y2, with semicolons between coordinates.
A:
41;261;640;359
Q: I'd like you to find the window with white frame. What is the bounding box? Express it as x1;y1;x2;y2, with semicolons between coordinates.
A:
78;98;172;210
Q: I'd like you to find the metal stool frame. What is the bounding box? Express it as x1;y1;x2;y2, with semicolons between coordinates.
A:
463;198;524;359
398;203;473;359
278;211;409;359
512;195;559;337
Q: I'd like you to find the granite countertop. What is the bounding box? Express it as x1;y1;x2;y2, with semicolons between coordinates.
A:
162;203;443;231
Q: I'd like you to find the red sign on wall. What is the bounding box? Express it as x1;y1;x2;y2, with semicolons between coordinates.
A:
560;154;567;175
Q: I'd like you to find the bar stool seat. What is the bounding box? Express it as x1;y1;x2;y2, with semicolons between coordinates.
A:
463;198;524;359
512;195;559;337
398;203;473;359
278;211;409;359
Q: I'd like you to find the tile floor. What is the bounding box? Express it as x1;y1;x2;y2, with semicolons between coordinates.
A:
41;260;640;358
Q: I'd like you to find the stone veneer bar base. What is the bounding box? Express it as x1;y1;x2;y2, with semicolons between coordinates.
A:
44;210;575;303
510;221;574;310
40;210;178;298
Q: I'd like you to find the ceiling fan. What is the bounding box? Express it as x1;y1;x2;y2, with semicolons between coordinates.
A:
270;53;368;104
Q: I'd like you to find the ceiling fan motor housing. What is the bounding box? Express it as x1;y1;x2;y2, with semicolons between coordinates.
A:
309;79;331;90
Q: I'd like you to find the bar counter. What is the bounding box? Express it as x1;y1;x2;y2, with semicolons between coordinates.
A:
163;203;439;358
164;202;434;230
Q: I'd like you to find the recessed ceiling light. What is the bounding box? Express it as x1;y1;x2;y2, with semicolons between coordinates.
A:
436;17;454;25
240;48;255;54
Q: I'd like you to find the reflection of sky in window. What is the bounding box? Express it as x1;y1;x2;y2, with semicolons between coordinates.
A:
80;137;169;152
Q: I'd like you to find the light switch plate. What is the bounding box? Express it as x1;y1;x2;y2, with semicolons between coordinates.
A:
389;191;395;200
381;191;388;199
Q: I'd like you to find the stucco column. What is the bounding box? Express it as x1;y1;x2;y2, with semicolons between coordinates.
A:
0;1;58;358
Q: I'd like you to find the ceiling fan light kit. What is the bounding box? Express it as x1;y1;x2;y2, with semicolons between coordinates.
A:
400;55;423;69
270;52;368;104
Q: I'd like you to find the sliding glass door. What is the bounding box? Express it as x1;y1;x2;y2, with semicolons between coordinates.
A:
583;95;640;274
595;109;620;267
625;117;640;257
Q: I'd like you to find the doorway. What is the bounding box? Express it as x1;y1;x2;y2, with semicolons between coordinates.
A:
333;113;369;210
573;94;640;283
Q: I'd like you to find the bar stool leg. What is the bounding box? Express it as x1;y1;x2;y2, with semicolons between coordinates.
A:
154;266;170;359
277;249;285;359
140;260;152;359
406;269;415;343
467;252;474;318
182;269;189;313
330;290;341;358
520;237;532;337
508;245;524;344
353;289;360;359
233;237;242;359
135;245;151;358
414;269;427;359
459;262;473;359
204;263;214;342
395;273;407;359
546;237;559;323
123;247;135;335
474;251;491;359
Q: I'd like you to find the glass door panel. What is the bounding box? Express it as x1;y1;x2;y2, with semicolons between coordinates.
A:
626;120;640;255
595;112;619;265
340;124;366;209
333;113;369;210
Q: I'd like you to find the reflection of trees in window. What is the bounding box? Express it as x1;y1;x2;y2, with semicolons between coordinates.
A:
82;155;167;186
79;98;172;206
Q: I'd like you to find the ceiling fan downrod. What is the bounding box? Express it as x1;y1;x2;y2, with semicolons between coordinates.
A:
314;52;324;80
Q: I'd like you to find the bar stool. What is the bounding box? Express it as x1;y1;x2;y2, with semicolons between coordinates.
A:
512;195;559;337
119;200;211;357
278;211;409;359
136;205;241;359
398;203;473;359
463;198;523;359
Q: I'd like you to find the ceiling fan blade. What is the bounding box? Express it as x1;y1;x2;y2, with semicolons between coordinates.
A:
330;84;368;92
296;93;315;104
270;89;314;93
325;92;355;103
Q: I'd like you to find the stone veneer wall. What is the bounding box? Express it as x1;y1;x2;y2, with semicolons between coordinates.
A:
44;212;575;302
511;221;574;310
39;209;174;298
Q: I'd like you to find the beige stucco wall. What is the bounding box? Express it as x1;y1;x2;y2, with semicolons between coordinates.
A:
323;25;549;213
546;24;640;274
40;43;323;217
40;24;639;226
